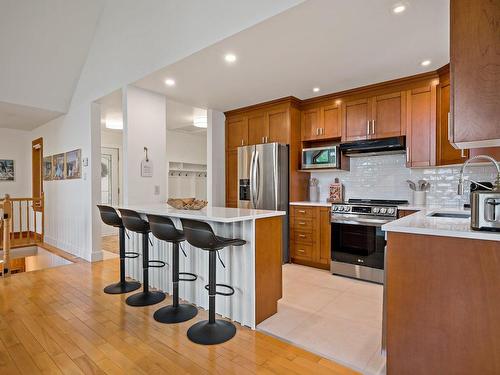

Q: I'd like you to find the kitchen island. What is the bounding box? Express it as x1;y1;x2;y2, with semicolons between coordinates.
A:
382;208;500;375
120;204;285;329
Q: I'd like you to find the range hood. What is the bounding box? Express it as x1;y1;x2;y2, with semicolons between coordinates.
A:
340;136;406;157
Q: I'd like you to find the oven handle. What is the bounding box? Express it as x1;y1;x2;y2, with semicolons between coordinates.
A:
331;217;393;227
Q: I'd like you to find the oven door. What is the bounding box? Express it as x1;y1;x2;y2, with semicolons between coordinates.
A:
331;215;390;269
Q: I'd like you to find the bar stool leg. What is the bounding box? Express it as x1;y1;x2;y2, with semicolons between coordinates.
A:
187;251;236;345
103;227;140;294
154;242;198;323
125;232;166;306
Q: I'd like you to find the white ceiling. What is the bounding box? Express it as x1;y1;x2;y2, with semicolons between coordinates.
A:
134;0;450;111
0;101;63;131
166;99;207;134
0;0;104;129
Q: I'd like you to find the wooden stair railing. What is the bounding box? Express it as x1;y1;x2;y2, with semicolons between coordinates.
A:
0;193;44;277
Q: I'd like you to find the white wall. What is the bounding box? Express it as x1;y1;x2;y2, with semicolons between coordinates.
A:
0;128;31;198
101;129;124;207
166;130;207;165
124;86;166;205
207;109;225;206
28;1;303;261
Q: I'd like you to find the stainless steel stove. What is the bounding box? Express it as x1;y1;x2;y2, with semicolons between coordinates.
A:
330;199;408;283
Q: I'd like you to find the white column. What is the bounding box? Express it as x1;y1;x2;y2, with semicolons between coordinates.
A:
207;109;226;207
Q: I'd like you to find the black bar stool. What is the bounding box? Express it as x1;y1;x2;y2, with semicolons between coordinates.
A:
97;205;141;294
147;214;198;324
118;209;166;307
180;218;246;345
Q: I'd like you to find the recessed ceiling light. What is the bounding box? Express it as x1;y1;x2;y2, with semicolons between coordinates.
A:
392;4;406;14
105;119;123;130
224;53;237;63
193;116;208;128
420;60;431;67
164;78;175;86
313;87;320;93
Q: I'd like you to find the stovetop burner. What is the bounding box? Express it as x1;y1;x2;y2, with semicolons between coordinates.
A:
348;198;409;206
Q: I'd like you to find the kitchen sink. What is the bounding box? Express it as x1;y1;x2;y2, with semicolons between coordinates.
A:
427;212;471;219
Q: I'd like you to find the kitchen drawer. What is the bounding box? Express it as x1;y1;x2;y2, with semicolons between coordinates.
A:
292;230;315;244
291;242;313;260
292;218;314;231
292;206;317;218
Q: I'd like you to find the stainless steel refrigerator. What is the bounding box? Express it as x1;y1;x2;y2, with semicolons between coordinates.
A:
237;143;289;263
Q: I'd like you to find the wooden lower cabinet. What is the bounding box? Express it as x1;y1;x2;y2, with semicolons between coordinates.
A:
290;205;331;269
397;209;418;219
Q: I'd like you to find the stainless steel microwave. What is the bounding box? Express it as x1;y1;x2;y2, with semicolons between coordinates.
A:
301;146;340;169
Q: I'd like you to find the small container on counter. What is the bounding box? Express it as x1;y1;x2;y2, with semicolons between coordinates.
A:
309;178;320;202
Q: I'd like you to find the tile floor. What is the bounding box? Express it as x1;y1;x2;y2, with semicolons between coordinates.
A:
258;263;386;375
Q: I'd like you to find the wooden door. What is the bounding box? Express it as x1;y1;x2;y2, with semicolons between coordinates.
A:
321;104;341;139
450;0;500;147
267;108;289;144
342;98;370;141
319;207;331;265
437;72;468;165
301;108;320;141
225;150;238;207
247;112;268;145
372;92;406;139
32;138;43;211
406;86;437;167
226;116;248;150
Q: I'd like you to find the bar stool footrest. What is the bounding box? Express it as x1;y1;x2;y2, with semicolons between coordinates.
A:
124;251;140;259
148;260;167;268
179;272;197;282
204;283;235;296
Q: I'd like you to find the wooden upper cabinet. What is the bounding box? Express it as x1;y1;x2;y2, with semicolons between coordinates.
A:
450;0;500;148
301;108;320;141
267;108;289;144
226;116;248;150
225;150;238;207
248;112;268;145
342;98;371;141
406;85;437;167
372;91;406;139
321;104;341;139
437;69;469;165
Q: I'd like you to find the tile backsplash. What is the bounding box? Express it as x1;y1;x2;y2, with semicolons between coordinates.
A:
311;154;498;207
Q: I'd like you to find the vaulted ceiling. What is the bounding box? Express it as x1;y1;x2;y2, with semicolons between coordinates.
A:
0;0;104;130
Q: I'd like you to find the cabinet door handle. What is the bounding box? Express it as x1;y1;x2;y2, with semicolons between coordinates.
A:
241;139;244;146
297;249;306;253
321;128;324;135
261;137;264;144
265;136;268;143
299;221;306;225
367;121;370;135
406;147;409;163
298;210;306;213
372;120;375;135
298;234;306;238
447;112;452;142
461;149;467;158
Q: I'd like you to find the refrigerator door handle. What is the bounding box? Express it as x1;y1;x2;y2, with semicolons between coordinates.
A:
249;149;256;209
255;150;261;206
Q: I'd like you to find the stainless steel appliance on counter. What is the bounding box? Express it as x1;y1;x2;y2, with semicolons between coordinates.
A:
301;145;340;170
330;198;408;284
457;155;500;232
237;143;289;262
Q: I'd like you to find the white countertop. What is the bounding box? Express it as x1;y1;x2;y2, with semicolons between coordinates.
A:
118;204;286;223
290;201;332;207
382;207;500;241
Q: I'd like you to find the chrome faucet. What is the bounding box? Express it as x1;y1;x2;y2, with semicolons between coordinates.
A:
457;155;500;195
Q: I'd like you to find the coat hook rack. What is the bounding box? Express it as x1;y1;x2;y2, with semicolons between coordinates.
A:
144;147;149;162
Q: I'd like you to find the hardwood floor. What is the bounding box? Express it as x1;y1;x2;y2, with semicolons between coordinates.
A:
102;236;119;254
0;258;359;374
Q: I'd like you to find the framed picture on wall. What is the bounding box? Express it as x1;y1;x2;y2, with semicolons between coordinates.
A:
65;149;81;179
52;153;65;180
0;159;14;181
43;156;53;181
